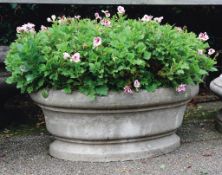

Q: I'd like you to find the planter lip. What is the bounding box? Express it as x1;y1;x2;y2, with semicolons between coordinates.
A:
30;85;199;109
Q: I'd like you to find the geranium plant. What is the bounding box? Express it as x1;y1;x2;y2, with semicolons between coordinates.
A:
5;6;217;98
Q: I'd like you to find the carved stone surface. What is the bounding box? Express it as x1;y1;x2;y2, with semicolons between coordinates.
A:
31;85;199;162
210;76;222;132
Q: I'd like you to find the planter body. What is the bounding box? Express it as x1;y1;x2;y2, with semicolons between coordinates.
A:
210;76;222;132
31;85;199;162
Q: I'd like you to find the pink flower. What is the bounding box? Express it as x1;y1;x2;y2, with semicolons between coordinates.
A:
74;15;81;19
124;86;133;94
101;19;111;27
93;37;102;48
71;53;81;63
117;6;125;14
141;14;153;22
198;49;204;55
198;32;209;41
208;48;215;55
176;84;187;93
95;12;102;20
154;16;164;23
134;80;141;90
63;52;70;60
40;25;48;31
101;10;110;18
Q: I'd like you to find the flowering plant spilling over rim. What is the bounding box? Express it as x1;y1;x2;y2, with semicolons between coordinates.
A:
5;6;217;98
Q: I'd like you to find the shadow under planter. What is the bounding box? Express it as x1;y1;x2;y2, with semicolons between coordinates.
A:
31;85;198;162
210;76;222;132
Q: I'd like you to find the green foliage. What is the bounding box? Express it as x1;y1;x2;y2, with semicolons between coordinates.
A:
5;11;216;98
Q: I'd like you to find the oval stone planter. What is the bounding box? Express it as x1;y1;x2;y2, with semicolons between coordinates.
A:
210;76;222;132
31;85;199;162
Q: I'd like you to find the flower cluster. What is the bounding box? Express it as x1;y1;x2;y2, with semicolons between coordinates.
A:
16;23;35;33
197;32;216;56
141;15;163;23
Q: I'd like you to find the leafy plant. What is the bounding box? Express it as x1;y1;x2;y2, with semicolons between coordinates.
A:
5;7;217;98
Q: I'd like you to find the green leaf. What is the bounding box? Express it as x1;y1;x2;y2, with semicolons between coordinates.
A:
41;89;49;98
96;86;108;96
145;83;160;92
176;70;184;75
6;77;14;84
63;86;72;94
143;52;151;60
210;67;217;72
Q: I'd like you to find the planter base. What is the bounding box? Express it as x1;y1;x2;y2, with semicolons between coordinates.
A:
216;109;222;133
49;134;180;162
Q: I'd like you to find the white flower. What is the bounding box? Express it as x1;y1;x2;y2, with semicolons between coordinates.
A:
71;53;81;63
208;48;215;55
134;80;141;88
154;16;164;23
51;15;56;21
63;52;70;60
198;32;209;41
175;27;182;31
141;15;153;22
41;25;48;31
134;80;141;91
101;10;110;18
93;37;102;48
47;15;56;22
26;23;35;29
117;6;125;14
47;17;52;22
16;26;24;33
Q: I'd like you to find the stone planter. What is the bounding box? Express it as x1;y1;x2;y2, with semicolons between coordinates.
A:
30;85;198;162
210;76;222;132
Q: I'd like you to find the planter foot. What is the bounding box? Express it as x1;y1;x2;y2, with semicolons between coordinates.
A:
216;109;222;133
49;134;180;162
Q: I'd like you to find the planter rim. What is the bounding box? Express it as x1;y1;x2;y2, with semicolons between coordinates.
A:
31;85;199;109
